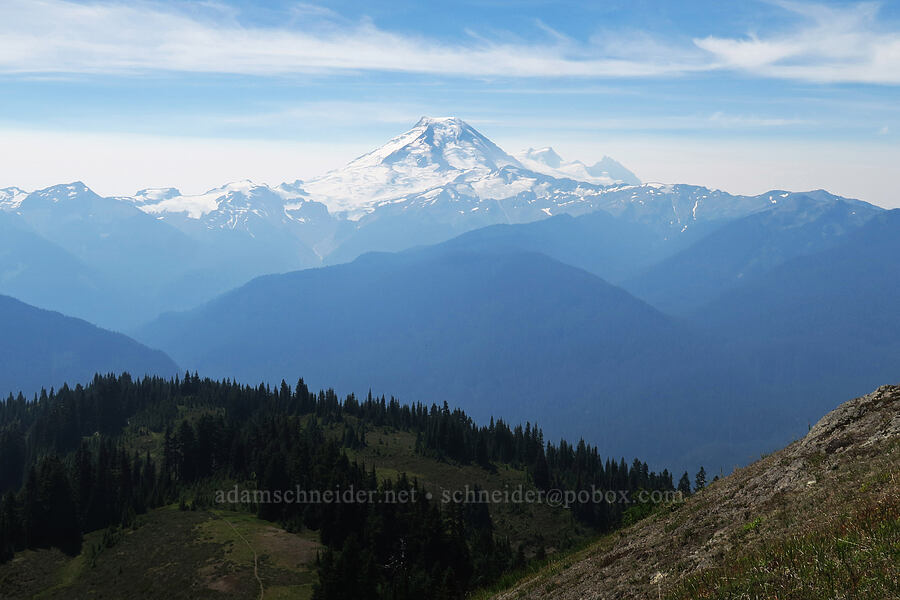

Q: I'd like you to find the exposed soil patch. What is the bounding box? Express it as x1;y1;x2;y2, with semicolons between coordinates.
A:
255;526;320;570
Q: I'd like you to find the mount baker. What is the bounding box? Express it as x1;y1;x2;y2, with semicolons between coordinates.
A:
0;117;870;330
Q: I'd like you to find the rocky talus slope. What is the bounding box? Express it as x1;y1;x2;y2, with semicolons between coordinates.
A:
492;385;900;599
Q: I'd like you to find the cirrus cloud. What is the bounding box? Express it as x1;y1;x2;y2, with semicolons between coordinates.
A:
695;1;900;84
0;0;897;84
0;0;704;78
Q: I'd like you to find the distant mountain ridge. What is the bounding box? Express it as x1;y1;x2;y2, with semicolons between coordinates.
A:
0;295;178;397
693;209;900;404
0;187;27;210
133;202;898;470
515;146;640;186
621;193;882;313
137;244;713;468
0;116;894;474
0;116;885;335
126;116;656;261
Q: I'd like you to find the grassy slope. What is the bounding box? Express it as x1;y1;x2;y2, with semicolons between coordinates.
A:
122;410;585;555
0;506;319;600
488;385;900;600
346;424;589;555
0;415;588;598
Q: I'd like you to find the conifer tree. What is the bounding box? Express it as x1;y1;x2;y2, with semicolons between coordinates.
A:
694;466;707;492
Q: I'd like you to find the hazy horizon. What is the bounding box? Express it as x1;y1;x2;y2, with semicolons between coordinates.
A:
2;0;899;208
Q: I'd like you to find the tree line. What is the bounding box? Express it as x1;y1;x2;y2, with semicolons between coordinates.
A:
0;372;693;598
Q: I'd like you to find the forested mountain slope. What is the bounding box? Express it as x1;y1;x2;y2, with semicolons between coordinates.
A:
0;296;178;396
137;247;748;469
622;194;880;314
0;373;681;599
692;208;900;411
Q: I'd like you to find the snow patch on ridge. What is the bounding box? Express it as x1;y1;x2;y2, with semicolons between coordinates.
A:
0;187;28;211
135;180;307;220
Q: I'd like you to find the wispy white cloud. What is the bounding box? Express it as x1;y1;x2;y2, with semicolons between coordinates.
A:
212;104;811;134
0;0;703;77
695;1;900;84
218;101;432;127
0;0;897;84
287;3;343;22
706;112;809;128
479;112;813;133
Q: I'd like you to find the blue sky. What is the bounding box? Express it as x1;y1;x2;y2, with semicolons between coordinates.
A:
1;0;899;207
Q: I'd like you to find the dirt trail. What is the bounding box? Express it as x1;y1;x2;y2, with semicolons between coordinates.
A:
220;517;264;600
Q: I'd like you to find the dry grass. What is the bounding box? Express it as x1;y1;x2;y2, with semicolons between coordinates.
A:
0;506;320;600
670;479;899;599
489;385;900;600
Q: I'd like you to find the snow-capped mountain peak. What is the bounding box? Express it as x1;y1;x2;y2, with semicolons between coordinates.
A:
587;156;641;186
5;119;645;255
519;147;564;169
133;180;300;221
343;116;517;171
301;116;523;219
43;182;93;198
122;118;641;226
17;182;99;208
515;148;640;186
0;186;28;211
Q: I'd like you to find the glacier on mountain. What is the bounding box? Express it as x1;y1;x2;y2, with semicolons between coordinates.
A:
515;147;640;186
